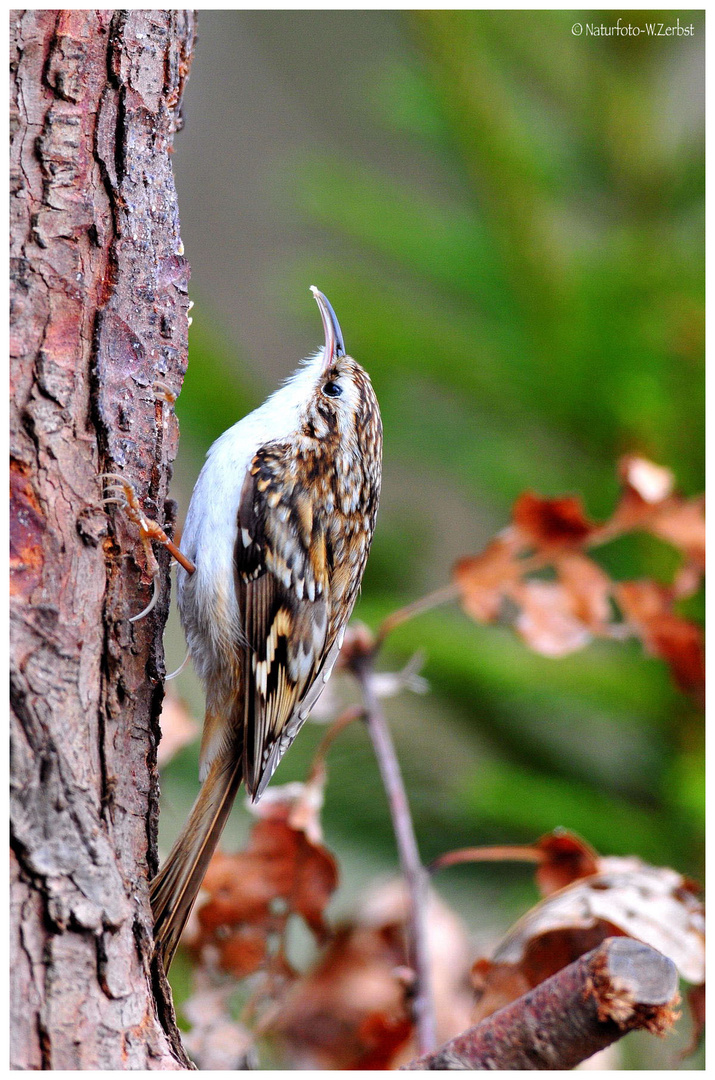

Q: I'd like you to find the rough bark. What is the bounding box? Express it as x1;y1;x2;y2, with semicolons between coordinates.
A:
10;9;196;1069
402;938;680;1070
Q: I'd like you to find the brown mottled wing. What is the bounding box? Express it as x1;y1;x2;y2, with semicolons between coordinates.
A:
234;443;336;799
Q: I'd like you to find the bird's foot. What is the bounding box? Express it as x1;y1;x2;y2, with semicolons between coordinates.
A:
152;379;177;406
100;473;195;623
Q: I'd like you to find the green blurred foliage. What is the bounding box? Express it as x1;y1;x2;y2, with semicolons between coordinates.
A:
166;10;703;1063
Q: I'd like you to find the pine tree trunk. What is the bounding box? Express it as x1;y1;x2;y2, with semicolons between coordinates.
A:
10;10;197;1068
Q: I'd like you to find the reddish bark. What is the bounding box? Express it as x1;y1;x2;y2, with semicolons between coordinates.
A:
10;9;196;1068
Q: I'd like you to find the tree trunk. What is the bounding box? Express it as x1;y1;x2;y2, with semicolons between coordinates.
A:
10;10;196;1068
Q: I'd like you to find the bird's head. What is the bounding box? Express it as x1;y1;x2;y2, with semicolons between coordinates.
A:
256;287;381;468
295;287;381;453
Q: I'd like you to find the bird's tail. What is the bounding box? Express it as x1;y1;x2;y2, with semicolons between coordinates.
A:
150;750;242;972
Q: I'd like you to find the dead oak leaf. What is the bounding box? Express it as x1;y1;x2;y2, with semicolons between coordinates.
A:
271;881;473;1070
647;496;705;569
513;579;593;657
615;580;705;699
614;457;704;573
270;921;411;1069
452;537;521;623
472;856;704;1024
512;491;595;548
201;820;337;939
554;553;612;631
252;775;327;847
534;830;600;896
188;783;338;977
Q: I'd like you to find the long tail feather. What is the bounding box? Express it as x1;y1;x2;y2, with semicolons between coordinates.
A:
150;751;242;971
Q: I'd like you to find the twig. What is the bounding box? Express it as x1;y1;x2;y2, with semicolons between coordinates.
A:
351;653;437;1057
401;937;680;1070
375;583;460;645
307;705;364;783
429;844;543;873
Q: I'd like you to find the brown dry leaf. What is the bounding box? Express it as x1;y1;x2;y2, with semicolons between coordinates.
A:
555;553;613;631
452;460;703;697
647;495;705;569
608;455;673;535
156;689;199;768
452;537;521;623
187;781;338;977
471;854;704;1024
271;921;411;1069
513;579;592;657
512;491;595;548
534;830;600;896
253;774;327;847
617;455;704;566
613;457;705;576
616;580;705;699
472;922;615;1024
271;880;473;1070
509;856;704;981
616;579;673;624
643;614;705;699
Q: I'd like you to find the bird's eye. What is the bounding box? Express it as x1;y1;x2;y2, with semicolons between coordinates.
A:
322;380;342;398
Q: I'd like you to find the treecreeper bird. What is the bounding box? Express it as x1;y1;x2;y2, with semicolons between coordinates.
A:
149;287;382;971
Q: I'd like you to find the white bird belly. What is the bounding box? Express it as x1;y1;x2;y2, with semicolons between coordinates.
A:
178;418;258;674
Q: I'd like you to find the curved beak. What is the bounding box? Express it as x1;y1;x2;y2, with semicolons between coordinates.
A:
310;285;346;371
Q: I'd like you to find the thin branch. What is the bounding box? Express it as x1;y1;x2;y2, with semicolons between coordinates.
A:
429;844;543;873
401;937;680;1070
307;705;364;783
351;654;437;1057
375;583;460;645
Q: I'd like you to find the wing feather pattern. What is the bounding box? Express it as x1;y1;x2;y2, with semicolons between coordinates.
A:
230;443;337;798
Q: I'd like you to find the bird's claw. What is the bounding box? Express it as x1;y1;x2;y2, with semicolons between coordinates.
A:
165;650;191;681
153;380;177;406
129;573;160;623
100;473;162;622
100;473;147;526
